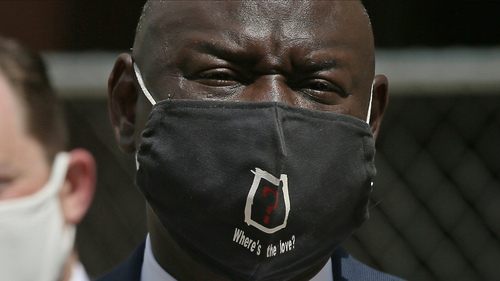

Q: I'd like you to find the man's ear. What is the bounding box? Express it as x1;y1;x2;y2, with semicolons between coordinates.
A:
60;149;96;225
368;74;389;140
108;53;138;153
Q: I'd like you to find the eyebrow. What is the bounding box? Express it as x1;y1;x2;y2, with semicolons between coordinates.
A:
295;59;342;73
194;41;259;65
195;42;342;72
188;31;345;74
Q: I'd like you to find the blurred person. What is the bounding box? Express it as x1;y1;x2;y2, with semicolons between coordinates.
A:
99;0;401;280
0;37;96;281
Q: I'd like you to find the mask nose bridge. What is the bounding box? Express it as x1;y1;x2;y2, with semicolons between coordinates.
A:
238;74;290;171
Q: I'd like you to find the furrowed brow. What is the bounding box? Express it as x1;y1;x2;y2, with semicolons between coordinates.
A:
296;59;341;73
196;42;257;64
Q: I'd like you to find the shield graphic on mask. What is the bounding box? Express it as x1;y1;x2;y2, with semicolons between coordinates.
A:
244;168;291;234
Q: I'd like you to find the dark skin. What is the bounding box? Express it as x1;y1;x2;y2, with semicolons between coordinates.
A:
109;1;389;280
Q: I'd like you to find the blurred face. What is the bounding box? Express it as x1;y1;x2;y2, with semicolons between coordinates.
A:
132;0;376;141
0;71;50;200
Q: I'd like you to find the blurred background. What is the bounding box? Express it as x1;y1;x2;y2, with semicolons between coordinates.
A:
0;1;499;280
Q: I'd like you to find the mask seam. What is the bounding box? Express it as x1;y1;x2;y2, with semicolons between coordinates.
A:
273;105;288;173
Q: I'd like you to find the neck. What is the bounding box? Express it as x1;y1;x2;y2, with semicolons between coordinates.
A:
147;205;227;280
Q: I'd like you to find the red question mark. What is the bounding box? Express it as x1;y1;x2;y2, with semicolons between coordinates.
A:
263;186;279;224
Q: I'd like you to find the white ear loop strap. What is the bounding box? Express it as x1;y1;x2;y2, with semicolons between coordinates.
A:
366;83;374;124
133;62;157;106
135;152;140;170
133;62;156;171
368;83;374;187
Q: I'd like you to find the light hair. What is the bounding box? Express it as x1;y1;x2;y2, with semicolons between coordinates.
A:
0;37;68;163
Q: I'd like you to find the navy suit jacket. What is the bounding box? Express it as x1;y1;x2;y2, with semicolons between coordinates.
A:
96;241;403;281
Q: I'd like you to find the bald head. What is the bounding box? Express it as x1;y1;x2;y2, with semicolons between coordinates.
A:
134;0;373;62
136;0;371;37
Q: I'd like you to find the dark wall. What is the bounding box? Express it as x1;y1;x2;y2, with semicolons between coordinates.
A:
363;1;500;48
0;1;499;51
0;0;146;51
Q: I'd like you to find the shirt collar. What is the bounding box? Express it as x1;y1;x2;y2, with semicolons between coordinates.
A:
141;235;177;281
310;258;333;281
69;261;90;281
141;234;333;281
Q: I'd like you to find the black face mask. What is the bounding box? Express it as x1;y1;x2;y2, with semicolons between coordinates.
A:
134;64;376;281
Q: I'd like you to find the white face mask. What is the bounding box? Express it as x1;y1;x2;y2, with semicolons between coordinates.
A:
0;152;75;281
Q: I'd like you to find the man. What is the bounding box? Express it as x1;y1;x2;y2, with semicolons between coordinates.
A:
0;37;96;281
101;0;399;280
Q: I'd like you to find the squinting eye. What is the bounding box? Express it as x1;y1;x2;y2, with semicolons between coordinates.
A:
296;79;346;105
195;68;240;87
307;82;336;92
201;72;232;80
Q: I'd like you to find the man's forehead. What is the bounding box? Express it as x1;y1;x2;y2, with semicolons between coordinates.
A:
136;0;369;47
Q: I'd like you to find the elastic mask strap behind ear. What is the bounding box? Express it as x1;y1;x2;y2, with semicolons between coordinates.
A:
367;86;374;188
133;62;157;106
366;83;374;124
135;152;140;171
